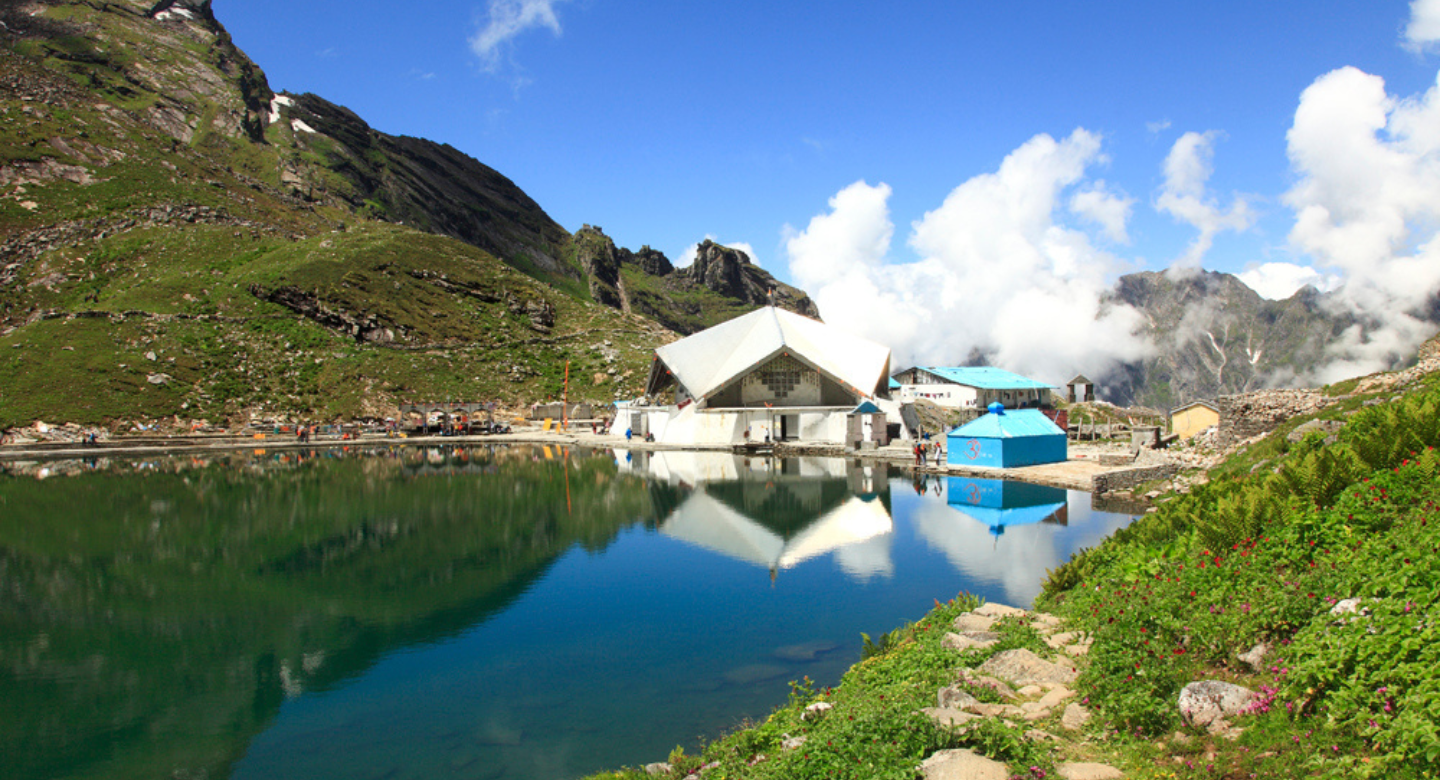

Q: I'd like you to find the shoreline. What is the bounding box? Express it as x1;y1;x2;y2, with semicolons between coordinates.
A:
0;427;1156;497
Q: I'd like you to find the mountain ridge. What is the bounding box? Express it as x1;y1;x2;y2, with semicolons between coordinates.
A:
0;0;816;428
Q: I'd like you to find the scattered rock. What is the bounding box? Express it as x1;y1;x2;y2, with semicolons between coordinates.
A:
802;701;833;721
781;735;807;751
1037;685;1075;709
1330;598;1370;617
1045;631;1077;649
937;686;980;710
942;631;1000;651
1061;703;1091;731
977;648;1078;687
1178;680;1256;729
1056;762;1124;780
1237;642;1269;672
1287;418;1344;444
643;763;671;776
919;748;1009;780
952;613;997;632
922;707;980;729
1029;613;1063;633
1025;729;1060;742
146;373;171;385
973;603;1028;619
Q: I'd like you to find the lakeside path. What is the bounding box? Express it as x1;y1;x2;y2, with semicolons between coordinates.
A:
0;427;1148;493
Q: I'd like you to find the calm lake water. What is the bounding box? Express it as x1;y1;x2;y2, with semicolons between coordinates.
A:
0;445;1136;780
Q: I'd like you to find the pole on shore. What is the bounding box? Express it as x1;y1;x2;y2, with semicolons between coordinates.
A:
562;360;570;431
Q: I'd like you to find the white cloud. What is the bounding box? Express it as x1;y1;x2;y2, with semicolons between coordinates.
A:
784;181;893;285
1237;262;1341;300
679;236;763;268
1146;119;1172;135
1069;182;1133;244
1405;0;1440;49
1155;131;1255;268
469;0;567;72
1284;65;1440;379
784;131;1153;386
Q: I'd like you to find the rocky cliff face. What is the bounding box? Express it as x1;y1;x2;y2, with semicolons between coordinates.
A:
571;227;820;334
1101;270;1355;407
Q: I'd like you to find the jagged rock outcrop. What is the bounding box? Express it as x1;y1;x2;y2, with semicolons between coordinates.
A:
569;227;820;334
573;225;625;309
684;240;820;318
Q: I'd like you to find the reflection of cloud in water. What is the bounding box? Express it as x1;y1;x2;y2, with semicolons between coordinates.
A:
911;493;1133;607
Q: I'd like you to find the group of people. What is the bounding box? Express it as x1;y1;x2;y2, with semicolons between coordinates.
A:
913;437;943;466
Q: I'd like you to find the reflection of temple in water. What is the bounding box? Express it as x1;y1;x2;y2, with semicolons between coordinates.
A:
617;450;895;581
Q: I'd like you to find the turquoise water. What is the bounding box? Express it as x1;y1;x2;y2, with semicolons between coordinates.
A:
0;445;1135;780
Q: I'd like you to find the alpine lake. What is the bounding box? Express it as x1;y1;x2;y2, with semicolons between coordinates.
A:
0;444;1139;780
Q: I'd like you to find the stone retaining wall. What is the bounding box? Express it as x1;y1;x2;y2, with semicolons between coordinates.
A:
1093;463;1179;494
1216;389;1330;448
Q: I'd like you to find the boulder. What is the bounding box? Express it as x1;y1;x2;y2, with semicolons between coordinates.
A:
952;613;997;632
1178;680;1255;729
973;602;1028;619
919;748;1010;780
937;686;980;710
942;631;1000;651
977;648;1078;686
922;707;980;729
1237;642;1269;672
1061;703;1092;731
802;701;833;721
1056;762;1124;780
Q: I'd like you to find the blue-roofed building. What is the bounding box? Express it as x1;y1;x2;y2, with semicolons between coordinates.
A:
892;366;1055;410
947;404;1068;468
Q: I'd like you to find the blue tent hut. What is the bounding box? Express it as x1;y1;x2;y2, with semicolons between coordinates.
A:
945;476;1068;535
946;403;1067;468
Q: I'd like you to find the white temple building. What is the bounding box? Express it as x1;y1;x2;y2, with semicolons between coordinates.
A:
613;306;900;446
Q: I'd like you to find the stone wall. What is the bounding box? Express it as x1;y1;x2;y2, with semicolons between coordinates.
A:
1216;389;1330;448
1093;463;1179;494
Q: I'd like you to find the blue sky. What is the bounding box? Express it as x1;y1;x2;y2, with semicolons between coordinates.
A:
216;1;1440;384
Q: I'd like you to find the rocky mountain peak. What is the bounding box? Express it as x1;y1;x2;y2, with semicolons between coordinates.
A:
685;239;752;300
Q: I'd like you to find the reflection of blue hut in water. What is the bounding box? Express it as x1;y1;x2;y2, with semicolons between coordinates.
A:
946;476;1068;535
946;403;1067;468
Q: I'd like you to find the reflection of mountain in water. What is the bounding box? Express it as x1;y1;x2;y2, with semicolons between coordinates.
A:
620;451;896;581
0;446;652;780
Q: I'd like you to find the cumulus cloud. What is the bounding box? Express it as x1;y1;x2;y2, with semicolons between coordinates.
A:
469;0;567;72
1405;0;1440;49
1284;66;1440;380
679;236;763;268
785;131;1153;386
1237;262;1342;300
1069;182;1133;244
1155;131;1256;268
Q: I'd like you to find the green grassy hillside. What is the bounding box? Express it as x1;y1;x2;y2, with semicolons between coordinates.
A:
0;2;679;428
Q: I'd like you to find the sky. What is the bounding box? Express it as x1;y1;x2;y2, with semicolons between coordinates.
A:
216;0;1440;386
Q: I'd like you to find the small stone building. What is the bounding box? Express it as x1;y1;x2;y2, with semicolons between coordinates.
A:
1066;374;1095;403
1170;400;1219;440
